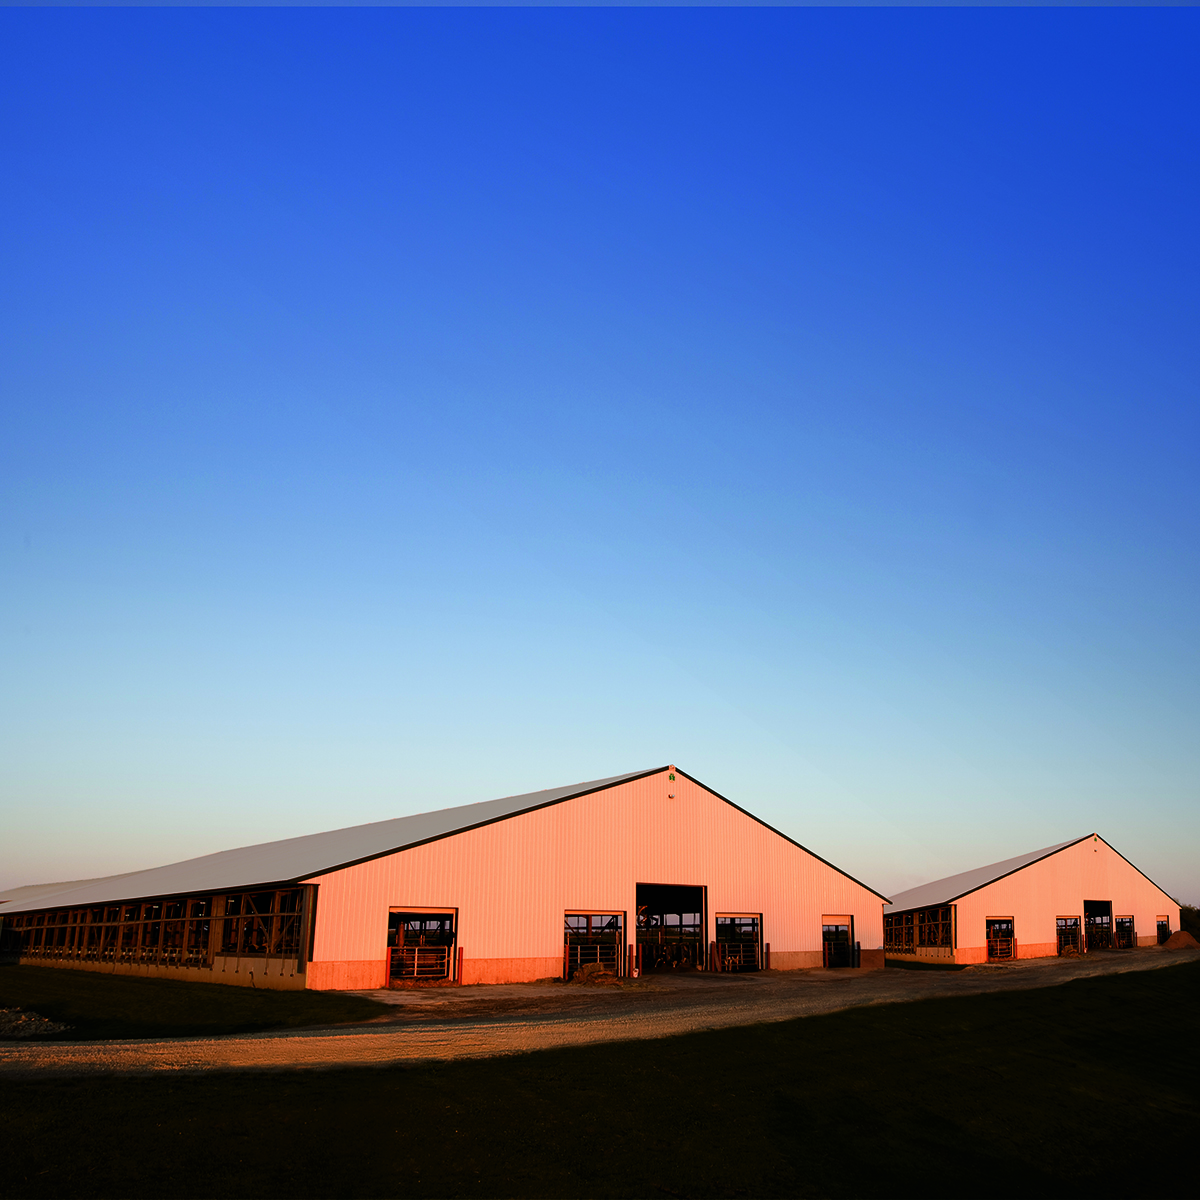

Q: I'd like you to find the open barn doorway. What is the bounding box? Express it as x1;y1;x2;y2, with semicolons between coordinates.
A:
635;884;705;972
388;910;456;983
1057;916;1081;955
822;918;856;968
714;915;762;971
564;913;624;979
986;918;1015;960
1084;900;1113;951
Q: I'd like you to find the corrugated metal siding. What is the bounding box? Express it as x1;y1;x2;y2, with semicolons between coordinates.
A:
954;836;1180;955
305;770;883;966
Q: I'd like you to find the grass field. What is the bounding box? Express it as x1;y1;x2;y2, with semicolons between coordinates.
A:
2;961;1197;1199
0;964;392;1039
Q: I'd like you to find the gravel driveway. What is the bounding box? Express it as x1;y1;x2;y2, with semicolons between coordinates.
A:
2;944;1195;1078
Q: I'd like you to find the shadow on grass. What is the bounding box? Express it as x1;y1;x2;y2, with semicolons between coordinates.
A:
883;957;969;971
2;959;1197;1198
0;964;392;1039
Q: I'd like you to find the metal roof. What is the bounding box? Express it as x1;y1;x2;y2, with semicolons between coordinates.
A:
0;875;145;911
883;835;1090;913
0;768;657;915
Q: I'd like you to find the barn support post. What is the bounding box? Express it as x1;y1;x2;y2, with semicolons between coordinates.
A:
207;894;224;968
300;885;318;975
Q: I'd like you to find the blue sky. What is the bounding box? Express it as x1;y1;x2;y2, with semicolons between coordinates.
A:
2;8;1198;904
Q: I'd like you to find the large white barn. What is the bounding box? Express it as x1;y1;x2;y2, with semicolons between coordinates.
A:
0;765;888;989
883;834;1181;965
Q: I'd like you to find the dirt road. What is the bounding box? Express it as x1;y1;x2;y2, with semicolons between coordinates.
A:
2;945;1195;1078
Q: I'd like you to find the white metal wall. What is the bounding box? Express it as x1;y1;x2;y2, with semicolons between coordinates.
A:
304;768;883;980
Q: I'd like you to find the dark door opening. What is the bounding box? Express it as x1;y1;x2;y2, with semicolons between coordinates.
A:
636;884;704;972
822;921;855;968
1114;916;1136;949
1157;918;1171;944
715;915;761;972
986;918;1015;960
388;911;455;982
564;913;623;978
1084;900;1113;951
1057;916;1081;955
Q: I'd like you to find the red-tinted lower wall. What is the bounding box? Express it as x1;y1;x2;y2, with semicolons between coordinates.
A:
306;959;388;991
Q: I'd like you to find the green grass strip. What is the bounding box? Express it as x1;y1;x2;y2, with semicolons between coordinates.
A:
0;964;391;1039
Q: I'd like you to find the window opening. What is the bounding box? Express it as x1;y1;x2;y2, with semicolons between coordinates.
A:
916;907;953;949
10;889;302;969
883;911;915;954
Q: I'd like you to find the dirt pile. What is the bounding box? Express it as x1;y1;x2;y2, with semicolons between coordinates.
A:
567;963;622;986
1162;930;1199;950
0;1008;71;1039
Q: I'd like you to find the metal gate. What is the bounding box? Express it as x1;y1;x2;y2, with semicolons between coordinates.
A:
391;945;451;980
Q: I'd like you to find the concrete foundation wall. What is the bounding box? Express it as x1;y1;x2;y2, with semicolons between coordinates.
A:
769;950;823;971
16;954;307;990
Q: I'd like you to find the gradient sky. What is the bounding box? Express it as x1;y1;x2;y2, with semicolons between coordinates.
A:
2;8;1198;905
